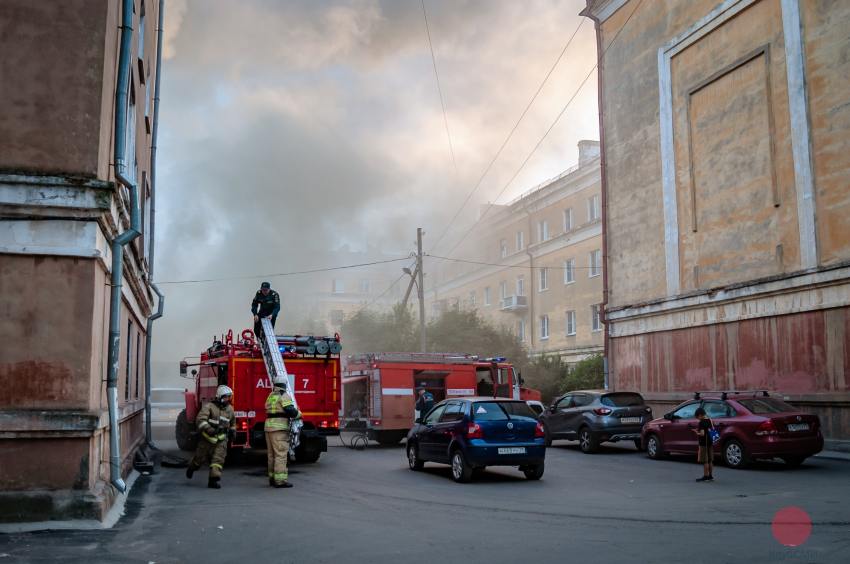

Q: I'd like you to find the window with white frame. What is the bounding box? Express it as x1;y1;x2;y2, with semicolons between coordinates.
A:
563;208;573;232
359;279;370;294
484;286;491;306
500;239;508;258
124;73;137;182
588;194;600;223
566;310;576;336
564;258;575;284
469;290;476;307
516;230;524;251
516;276;524;297
591;304;602;332
540;315;549;340
499;281;507;300
589;249;602;277
124;320;132;402
517;319;526;342
538;220;549;242
538;267;548;291
332;279;345;294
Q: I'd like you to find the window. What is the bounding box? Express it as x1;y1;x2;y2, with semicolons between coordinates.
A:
601;393;645;407
540;315;549;340
332;279;345;294
144;78;151;133
703;401;736;418
440;402;464;422
556;395;573;410
589;249;602;277
517;319;526;342
125;321;133;401
123;72;137;182
499;401;537;418
484;287;491;306
591;304;602;332
359;279;370;294
538;220;549;242
134;332;141;399
471;402;510;421
142;177;151;261
565;310;576;336
500;239;507;258
538;267;548;291
737;398;796;414
423;404;447;424
137;1;146;83
516;230;524;251
516;276;524;297
499;281;507;300
588;194;600;222
468;290;476;307
572;394;592;407
563;258;575;284
672;402;700;419
329;310;344;325
563;208;573;232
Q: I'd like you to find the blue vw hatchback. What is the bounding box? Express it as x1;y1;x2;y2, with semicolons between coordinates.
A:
406;397;546;482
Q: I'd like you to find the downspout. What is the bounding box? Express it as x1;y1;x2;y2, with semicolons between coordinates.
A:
107;0;140;493
587;9;611;390
144;0;166;446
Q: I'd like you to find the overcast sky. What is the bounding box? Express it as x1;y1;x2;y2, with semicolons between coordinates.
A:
152;0;599;368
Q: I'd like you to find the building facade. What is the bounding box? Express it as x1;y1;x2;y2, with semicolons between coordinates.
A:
427;141;604;365
0;0;162;520
583;0;850;448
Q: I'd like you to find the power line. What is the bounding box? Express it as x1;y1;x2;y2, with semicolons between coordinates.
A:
157;256;412;285
428;253;603;271
421;0;459;179
443;0;644;258
428;16;587;253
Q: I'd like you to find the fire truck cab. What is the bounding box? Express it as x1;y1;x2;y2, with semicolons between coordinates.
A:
177;329;341;463
342;352;540;445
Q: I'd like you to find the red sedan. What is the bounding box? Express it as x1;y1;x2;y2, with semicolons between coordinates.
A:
642;391;823;469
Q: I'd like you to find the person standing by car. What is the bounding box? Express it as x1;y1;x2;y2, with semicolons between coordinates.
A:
693;407;715;482
415;385;434;418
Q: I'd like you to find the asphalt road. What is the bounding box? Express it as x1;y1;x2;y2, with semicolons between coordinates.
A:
1;438;849;564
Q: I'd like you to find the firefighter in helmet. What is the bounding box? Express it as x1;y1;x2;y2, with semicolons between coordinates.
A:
265;374;301;488
186;385;236;489
251;281;281;339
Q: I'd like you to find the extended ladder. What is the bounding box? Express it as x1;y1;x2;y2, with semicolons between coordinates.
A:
257;317;303;450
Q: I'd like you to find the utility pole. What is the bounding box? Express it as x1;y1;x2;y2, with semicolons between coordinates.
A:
417;227;426;352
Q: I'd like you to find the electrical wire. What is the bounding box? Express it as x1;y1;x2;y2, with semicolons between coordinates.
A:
428;253;602;271
428;16;587;254
421;0;459;179
157;256;412;285
442;0;645;258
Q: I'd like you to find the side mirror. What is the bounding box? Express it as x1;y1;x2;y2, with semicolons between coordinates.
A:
415;417;423;424
663;412;673;421
179;360;188;376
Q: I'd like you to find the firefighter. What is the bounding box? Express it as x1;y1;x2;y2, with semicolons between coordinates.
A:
252;281;281;338
265;374;301;488
415;384;435;417
186;385;235;489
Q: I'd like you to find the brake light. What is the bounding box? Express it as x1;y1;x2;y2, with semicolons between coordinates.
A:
593;407;613;416
332;420;339;428
467;423;484;439
320;420;328;428
240;421;247;431
371;419;381;426
534;422;546;438
755;419;778;436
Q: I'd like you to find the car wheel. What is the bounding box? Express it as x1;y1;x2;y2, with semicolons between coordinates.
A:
782;455;806;468
407;442;424;471
450;449;473;483
175;410;198;452
634;439;645;452
646;434;664;460
723;439;749;469
522;463;544;480
579;427;598;454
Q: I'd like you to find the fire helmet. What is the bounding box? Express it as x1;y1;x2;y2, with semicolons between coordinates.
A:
272;374;289;389
216;385;233;399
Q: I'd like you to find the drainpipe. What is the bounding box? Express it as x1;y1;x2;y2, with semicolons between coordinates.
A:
144;0;166;446
106;0;140;493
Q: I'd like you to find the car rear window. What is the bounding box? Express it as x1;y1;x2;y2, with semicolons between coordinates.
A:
601;393;645;407
737;398;796;414
472;401;535;420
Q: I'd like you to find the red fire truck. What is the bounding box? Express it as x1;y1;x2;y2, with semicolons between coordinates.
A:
342;352;540;445
176;329;341;463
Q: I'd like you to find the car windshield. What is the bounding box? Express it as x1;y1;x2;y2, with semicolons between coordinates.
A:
737;398;797;414
151;390;183;403
601;393;644;407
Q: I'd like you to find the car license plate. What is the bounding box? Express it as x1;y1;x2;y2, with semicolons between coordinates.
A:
787;423;809;432
620;417;641;424
498;447;526;455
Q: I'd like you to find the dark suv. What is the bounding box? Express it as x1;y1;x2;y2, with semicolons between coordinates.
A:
539;390;652;453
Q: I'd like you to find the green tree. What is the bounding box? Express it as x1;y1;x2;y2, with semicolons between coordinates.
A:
341;303;417;354
563;354;604;392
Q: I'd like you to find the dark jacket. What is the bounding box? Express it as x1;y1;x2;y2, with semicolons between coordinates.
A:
416;391;435;415
251;289;281;319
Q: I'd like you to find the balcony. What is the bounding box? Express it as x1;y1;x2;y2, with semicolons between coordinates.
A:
500;295;528;312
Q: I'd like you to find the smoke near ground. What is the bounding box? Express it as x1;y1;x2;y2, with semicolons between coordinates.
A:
152;0;598;380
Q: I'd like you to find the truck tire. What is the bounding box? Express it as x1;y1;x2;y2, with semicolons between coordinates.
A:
175;410;198;452
294;443;322;464
375;431;405;446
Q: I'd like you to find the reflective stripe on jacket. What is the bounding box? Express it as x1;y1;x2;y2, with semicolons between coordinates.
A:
265;390;298;431
195;401;235;440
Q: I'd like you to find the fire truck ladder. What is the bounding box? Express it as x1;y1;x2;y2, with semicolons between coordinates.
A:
257;317;303;450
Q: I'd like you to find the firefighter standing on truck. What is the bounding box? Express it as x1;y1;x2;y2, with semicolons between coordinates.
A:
252;281;280;338
186;385;235;489
265;374;301;488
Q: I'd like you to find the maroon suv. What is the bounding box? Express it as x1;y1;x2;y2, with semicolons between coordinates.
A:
641;391;823;469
